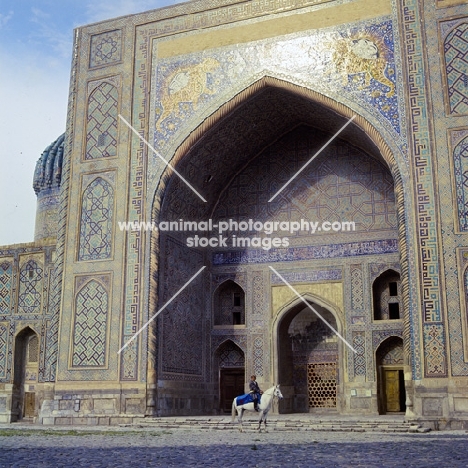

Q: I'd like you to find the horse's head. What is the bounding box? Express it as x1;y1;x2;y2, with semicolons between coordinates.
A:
273;384;283;399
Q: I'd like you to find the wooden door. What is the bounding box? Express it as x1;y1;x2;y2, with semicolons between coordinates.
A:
384;370;400;412
24;392;35;418
220;369;244;413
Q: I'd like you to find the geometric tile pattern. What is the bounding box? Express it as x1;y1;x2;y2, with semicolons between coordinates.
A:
89;30;122;69
85;83;118;160
252;271;264;316
218;340;245;368
213;127;397;235
0;262;12;314
369;262;401;281
377;337;403;365
160;237;204;377
78;177;114;261
212;335;247;355
401;0;446;378
0;247;53;384
0;324;7;379
453;136;468;230
352;332;366;376
17;260;43;314
43;263;59;382
351;266;364;310
72;280;108;367
253;335;264;377
424;324;447;376
372;330;403;349
121;71;145;382
120;340;138;381
444;23;468;115
208;126;397;264
443;139;468;377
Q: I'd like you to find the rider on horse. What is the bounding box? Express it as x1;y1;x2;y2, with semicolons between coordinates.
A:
249;375;263;411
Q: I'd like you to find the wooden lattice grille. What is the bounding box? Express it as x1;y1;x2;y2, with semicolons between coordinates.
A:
308;362;337;408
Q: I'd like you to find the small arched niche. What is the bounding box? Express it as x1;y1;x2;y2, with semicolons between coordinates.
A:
373;269;402;321
213;281;245;326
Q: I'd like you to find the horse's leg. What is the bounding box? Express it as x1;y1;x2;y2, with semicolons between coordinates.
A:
231;400;237;423
264;411;268;433
239;408;244;433
257;410;264;432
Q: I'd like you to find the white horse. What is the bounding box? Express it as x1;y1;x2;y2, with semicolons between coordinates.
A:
231;384;283;432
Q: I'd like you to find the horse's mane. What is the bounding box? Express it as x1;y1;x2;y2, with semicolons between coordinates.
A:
263;385;278;395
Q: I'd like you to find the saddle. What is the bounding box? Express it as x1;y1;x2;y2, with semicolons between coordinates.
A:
235;393;261;406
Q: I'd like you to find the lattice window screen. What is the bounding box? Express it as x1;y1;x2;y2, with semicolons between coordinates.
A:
308;362;337;408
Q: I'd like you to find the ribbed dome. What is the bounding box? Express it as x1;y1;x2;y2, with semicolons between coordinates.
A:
33;133;65;195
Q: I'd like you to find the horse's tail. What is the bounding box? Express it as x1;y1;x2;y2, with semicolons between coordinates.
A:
231;398;237;422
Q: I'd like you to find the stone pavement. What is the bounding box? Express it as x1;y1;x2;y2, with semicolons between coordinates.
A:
1;415;467;467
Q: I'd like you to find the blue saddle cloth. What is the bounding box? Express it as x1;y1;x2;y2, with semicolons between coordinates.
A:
236;393;261;406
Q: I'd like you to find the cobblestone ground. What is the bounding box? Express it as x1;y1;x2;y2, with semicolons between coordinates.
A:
1;427;468;467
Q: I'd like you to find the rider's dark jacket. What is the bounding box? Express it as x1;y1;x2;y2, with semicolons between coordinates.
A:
249;380;261;400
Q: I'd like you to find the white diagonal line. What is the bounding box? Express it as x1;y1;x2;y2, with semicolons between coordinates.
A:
119;114;207;203
268;115;357;202
269;266;356;353
118;266;206;354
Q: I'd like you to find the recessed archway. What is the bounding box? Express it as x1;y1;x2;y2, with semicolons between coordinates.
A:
373;269;402;321
148;77;407;416
214;340;245;413
12;327;39;421
376;336;405;414
273;295;343;414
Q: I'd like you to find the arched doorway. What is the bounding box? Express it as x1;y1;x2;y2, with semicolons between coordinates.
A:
276;299;340;413
214;340;245;413
376;336;405;413
12;327;39;421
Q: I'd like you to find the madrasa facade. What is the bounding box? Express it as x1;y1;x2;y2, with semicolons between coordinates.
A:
1;0;468;429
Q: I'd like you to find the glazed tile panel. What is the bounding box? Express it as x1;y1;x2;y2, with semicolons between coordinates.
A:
150;19;404;157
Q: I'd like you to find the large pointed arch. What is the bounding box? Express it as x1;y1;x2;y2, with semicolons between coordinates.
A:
146;75;410;415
